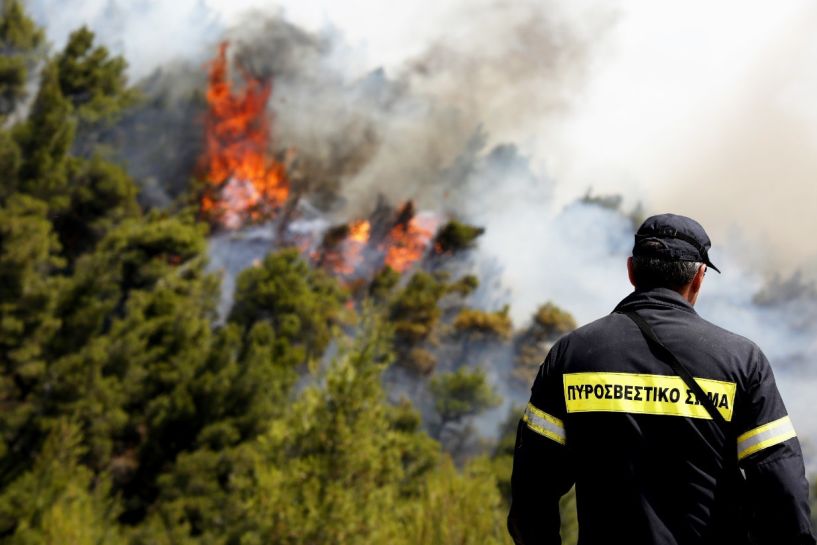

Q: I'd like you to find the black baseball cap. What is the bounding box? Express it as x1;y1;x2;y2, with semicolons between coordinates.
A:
633;213;720;273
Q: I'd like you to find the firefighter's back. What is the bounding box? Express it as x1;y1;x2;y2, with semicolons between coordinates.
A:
555;289;758;544
507;213;815;545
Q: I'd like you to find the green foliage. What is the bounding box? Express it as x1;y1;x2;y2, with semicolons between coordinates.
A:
491;409;521;504
50;213;207;356
430;367;501;426
453;305;513;342
560;487;579;545
14;62;75;212
581;189;644;230
56;26;137;121
389;271;448;343
229;248;346;365
532;302;577;337
0;195;62;373
369;265;400;301
36;217;220;519
0;0;44;118
0;129;22;201
0;1;42;51
399;457;511;545
448;273;479;297
433;220;485;254
515;302;577;382
0;420;123;544
55;154;140;259
580;190;622;212
385;397;439;497
406;346;437;376
116;292;310;533
388;271;485;374
0;195;63;468
12;24;137;217
211;313;439;545
811;483;817;538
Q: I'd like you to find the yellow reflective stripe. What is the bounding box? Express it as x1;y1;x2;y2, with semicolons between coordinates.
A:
563;372;736;421
523;403;566;445
737;416;797;461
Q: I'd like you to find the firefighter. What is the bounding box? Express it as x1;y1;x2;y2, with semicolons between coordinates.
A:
508;213;816;545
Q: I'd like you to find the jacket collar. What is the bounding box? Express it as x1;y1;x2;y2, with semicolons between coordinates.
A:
613;287;698;315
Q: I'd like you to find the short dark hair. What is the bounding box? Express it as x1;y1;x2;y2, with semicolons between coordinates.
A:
631;255;701;290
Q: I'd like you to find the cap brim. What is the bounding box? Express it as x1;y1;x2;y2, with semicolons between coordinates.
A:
706;261;721;274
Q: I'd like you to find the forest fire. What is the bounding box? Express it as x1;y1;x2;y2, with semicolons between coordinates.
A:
200;42;288;229
315;202;437;278
383;209;436;273
315;219;372;276
199;44;438;278
346;219;372;268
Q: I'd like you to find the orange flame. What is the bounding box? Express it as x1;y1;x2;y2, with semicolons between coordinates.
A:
344;220;371;271
319;204;435;276
348;219;371;243
201;42;288;228
384;215;434;273
320;220;371;276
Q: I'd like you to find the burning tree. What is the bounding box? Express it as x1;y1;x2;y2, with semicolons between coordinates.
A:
313;200;438;280
200;42;288;229
382;201;436;273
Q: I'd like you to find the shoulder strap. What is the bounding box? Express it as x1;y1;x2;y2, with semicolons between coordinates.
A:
619;310;729;429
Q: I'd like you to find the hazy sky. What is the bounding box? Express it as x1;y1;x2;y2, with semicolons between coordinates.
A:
30;0;817;272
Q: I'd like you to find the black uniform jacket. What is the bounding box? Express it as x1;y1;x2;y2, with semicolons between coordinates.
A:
508;288;816;545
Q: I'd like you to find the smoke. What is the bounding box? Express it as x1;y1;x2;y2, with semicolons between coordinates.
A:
545;0;817;273
652;5;817;272
27;0;220;77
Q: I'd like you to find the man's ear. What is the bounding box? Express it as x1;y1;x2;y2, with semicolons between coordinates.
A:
688;264;706;304
627;256;636;288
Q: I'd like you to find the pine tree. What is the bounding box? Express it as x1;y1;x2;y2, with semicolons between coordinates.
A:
55;27;136;123
139;318;314;540
451;305;512;362
429;367;501;433
0;194;63;480
229;248;346;366
55;154;140;260
514;301;576;382
0;0;44;120
399;457;511;545
222;311;439;545
13;62;75;212
432;220;484;255
0;129;21;202
0;419;123;544
30;215;217;522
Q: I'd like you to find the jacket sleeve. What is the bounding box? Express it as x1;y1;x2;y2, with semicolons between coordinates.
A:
736;347;816;545
508;342;575;545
